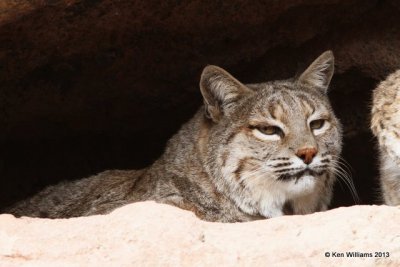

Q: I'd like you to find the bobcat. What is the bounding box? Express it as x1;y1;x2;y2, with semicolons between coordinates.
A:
4;51;343;222
371;69;400;206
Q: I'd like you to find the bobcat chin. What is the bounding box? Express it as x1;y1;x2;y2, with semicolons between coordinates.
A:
4;51;343;222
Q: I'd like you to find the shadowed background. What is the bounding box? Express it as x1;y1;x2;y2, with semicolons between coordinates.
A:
2;0;399;209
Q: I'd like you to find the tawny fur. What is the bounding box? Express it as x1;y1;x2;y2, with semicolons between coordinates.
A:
3;51;342;222
371;69;400;206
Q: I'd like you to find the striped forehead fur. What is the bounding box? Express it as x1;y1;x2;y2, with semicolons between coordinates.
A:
245;84;329;123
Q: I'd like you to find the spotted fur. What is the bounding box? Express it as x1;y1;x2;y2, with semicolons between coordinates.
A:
3;51;342;222
371;69;400;205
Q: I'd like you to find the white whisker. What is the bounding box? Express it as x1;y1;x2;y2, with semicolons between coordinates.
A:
330;159;360;204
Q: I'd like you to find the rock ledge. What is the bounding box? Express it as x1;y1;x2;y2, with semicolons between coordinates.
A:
0;202;399;266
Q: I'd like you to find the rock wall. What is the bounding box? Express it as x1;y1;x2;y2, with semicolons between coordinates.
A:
0;202;399;266
2;0;400;207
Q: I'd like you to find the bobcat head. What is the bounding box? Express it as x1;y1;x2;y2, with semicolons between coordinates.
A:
199;51;343;218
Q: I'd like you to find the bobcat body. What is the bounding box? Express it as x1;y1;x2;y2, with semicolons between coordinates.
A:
371;69;400;206
4;51;343;222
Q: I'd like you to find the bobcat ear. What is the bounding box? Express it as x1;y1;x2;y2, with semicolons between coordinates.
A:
297;50;334;93
200;65;252;122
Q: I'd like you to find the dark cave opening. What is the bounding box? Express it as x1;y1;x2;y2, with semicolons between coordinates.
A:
0;67;381;210
1;0;398;212
329;70;381;207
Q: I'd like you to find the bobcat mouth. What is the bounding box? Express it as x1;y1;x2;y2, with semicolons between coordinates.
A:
277;168;326;182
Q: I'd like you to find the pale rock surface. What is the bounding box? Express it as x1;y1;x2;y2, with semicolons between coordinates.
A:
0;202;399;267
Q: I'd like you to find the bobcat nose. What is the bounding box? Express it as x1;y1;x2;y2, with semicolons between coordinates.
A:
296;147;317;164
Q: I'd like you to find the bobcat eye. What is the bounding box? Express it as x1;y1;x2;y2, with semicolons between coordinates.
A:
257;126;282;136
310;119;330;136
251;125;284;141
310;119;325;130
